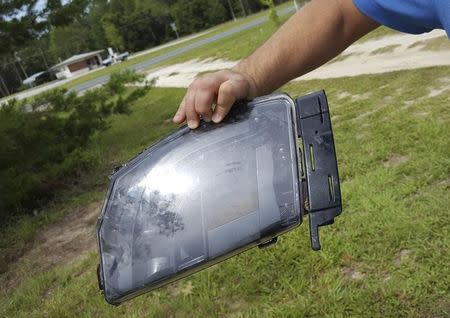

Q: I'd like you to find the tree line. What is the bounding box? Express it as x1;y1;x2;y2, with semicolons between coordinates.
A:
0;0;288;96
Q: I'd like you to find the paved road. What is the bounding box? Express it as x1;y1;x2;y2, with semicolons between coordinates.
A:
71;6;295;93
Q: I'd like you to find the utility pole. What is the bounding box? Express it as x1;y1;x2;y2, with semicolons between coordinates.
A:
227;0;237;21
0;74;10;97
14;52;28;79
12;61;23;82
170;22;180;39
293;0;299;11
39;47;49;70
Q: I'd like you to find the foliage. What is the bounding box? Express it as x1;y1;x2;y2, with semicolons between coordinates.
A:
103;7;172;52
46;0;89;27
49;22;93;61
171;0;228;35
0;0;46;55
0;70;151;223
259;0;280;26
101;15;125;51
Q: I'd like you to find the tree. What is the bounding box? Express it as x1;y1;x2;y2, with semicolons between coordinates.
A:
49;22;93;61
114;8;173;51
85;0;109;50
102;14;125;51
0;0;46;55
46;0;89;27
172;0;228;35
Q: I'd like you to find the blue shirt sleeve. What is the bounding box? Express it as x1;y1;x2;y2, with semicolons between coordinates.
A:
353;0;450;38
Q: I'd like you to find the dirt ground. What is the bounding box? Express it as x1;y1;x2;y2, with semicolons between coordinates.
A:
0;201;101;291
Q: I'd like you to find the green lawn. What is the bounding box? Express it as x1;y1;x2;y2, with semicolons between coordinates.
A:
1;65;449;317
151;17;289;68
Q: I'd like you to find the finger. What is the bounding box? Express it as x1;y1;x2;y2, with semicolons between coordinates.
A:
194;89;214;122
184;89;199;129
212;79;243;123
173;96;187;124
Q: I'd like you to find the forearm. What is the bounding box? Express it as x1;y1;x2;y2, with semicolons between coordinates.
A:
234;0;379;97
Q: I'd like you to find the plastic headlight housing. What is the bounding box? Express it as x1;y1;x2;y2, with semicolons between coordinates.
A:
96;91;342;304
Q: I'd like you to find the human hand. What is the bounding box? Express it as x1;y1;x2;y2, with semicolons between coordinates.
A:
173;69;257;129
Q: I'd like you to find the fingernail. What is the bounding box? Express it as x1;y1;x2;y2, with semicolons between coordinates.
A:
188;120;199;129
212;114;222;123
203;116;211;122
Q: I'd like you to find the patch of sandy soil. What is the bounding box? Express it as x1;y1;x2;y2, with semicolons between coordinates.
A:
382;154;409;168
342;266;365;280
144;30;450;87
146;58;236;88
428;86;449;98
400;75;450;109
393;249;412;266
299;30;449;80
0;201;101;292
167;280;194;297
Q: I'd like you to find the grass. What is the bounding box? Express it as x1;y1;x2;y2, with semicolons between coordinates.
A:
1;65;449;317
139;16;290;75
195;70;221;77
328;53;357;64
370;44;401;55
408;36;450;51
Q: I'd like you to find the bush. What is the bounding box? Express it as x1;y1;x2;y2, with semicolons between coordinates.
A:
259;0;280;26
0;70;151;224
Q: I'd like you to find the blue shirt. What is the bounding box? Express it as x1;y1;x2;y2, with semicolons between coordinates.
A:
353;0;450;38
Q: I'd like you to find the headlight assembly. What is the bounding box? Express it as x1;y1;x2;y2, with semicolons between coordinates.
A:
96;91;342;304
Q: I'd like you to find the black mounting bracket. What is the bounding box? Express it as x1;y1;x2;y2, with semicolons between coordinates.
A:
295;90;342;250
